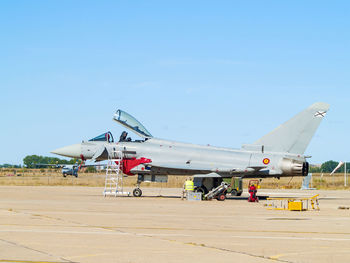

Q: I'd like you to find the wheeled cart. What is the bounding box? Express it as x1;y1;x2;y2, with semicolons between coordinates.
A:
204;182;230;201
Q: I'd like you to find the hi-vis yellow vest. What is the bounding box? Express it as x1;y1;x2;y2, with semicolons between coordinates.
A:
185;180;194;191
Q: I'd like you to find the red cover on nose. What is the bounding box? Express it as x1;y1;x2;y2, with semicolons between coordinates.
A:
116;157;151;175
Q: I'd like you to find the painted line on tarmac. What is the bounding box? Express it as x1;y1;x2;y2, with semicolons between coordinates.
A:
5;229;350;241
269;247;350;261
259;192;310;196
162;239;293;263
0;229;128;235
0;229;191;237
0;238;73;263
2;225;350;236
230;235;350;241
137;233;192;237
0;260;65;263
68;253;110;260
269;254;285;260
1;213;287;263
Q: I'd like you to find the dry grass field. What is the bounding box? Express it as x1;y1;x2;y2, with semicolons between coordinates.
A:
1;168;349;190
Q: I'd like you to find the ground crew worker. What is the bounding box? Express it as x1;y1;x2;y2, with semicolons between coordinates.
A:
182;177;194;200
248;184;258;202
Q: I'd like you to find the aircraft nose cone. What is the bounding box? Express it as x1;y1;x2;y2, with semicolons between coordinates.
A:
51;144;81;158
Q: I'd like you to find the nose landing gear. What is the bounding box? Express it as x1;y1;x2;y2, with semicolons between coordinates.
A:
133;175;143;197
133;188;142;197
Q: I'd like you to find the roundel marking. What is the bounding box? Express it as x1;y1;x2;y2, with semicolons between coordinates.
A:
263;158;270;165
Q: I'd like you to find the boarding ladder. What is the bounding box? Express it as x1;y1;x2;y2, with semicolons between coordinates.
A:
103;150;130;197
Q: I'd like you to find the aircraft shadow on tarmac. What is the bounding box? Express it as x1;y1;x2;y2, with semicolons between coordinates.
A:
97;195;271;200
227;195;269;201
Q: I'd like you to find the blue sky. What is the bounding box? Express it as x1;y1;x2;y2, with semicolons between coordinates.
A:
0;1;349;165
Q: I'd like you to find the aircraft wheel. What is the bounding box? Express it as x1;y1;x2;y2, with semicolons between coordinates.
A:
133;188;142;197
194;186;208;194
217;194;226;201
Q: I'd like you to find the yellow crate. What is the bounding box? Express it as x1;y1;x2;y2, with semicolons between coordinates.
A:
288;201;303;211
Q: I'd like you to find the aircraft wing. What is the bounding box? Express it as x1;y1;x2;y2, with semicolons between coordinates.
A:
145;162;268;176
193;172;222;178
34;163;66;168
146;161;216;173
81;164;106;167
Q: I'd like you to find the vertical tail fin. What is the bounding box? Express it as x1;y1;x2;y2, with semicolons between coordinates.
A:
254;102;330;154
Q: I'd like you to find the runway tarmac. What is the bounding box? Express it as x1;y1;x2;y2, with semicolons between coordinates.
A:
0;186;349;263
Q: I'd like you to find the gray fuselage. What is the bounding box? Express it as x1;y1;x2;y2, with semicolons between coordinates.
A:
78;138;308;178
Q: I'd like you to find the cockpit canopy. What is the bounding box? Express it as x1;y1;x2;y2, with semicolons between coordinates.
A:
113;110;153;138
89;131;114;143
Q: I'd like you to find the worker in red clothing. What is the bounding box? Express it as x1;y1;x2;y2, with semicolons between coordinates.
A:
248;184;258;202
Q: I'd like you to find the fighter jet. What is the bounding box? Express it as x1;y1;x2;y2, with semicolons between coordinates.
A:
51;102;329;196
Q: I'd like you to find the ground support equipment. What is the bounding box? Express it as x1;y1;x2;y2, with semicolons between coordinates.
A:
103;150;130;197
266;194;320;211
204;182;230;201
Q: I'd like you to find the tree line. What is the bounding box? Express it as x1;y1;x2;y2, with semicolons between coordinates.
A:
0;164;22;168
22;155;79;168
310;160;349;173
